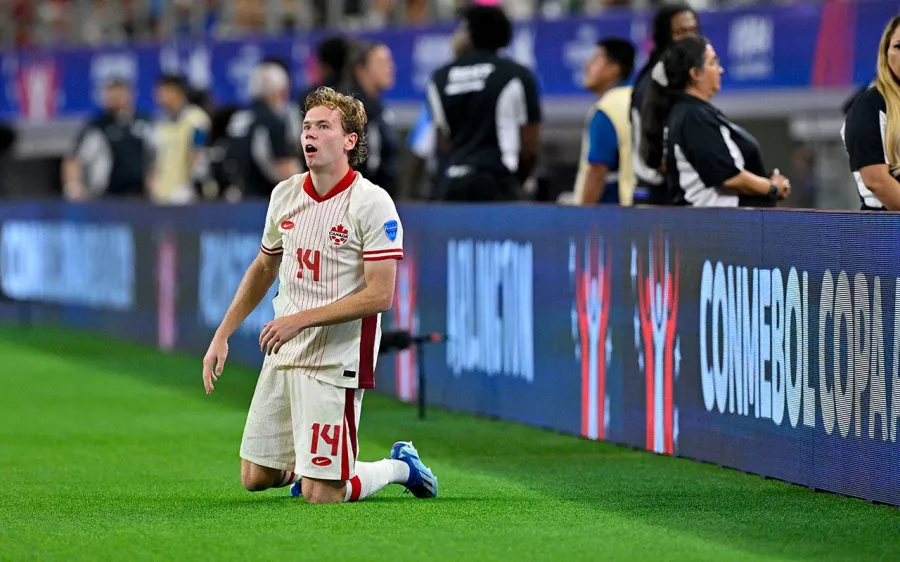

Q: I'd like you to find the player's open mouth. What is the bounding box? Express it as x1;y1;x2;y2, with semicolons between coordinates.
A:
305;145;317;154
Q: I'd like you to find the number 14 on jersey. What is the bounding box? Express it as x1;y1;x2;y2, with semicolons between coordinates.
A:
297;248;321;282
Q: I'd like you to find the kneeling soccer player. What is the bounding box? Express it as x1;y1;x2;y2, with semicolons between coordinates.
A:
201;86;438;504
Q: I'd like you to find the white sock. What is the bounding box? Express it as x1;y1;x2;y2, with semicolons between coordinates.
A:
274;470;300;488
345;459;410;502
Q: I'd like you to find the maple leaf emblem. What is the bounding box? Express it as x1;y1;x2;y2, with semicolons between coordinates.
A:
329;224;349;246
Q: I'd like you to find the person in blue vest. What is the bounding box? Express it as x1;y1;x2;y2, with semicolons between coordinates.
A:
573;38;636;206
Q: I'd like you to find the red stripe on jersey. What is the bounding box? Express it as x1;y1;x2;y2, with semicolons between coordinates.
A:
260;244;283;256
364;253;404;262
364;248;403;256
348;475;362;502
345;388;358;460
358;316;377;389
304;168;357;203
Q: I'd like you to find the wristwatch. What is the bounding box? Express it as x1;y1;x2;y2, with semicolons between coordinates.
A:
768;183;779;200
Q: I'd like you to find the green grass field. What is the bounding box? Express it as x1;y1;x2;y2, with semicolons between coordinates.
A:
2;325;900;561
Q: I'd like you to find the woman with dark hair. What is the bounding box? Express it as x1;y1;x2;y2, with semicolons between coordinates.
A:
842;15;900;210
639;36;790;207
337;39;399;195
630;4;700;205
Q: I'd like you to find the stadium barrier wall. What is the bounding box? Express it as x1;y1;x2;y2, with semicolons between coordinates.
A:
1;0;899;121
2;202;900;506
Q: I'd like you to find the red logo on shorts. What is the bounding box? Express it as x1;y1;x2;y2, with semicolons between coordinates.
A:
312;456;333;467
281;220;295;230
329;224;349;246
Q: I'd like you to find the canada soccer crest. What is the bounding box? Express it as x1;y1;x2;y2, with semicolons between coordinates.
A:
329;224;349;246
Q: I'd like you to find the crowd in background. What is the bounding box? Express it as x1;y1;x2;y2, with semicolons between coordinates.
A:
27;2;820;207
2;1;896;210
3;0;804;48
55;34;401;204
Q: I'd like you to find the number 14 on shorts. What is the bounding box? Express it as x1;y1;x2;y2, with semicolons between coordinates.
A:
311;422;340;461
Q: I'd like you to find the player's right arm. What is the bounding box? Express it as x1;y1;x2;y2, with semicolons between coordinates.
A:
203;251;281;395
203;186;287;394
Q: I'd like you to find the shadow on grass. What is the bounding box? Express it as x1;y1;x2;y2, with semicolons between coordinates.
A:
6;325;900;561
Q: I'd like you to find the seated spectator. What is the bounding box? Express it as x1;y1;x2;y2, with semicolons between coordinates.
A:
640;36;790;207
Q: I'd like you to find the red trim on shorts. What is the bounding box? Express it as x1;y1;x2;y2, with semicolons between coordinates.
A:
340;421;350;481
359;316;377;389
345;388;358;461
348;475;362;502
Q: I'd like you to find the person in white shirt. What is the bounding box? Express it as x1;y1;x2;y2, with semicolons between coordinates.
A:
202;86;439;504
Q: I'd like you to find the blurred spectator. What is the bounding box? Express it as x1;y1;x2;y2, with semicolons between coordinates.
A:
228;0;265;36
207;102;241;199
405;0;429;25
404;29;469;200
0;121;18;197
303;36;352;101
426;4;542;202
572;38;636;206
841;15;900;210
13;0;37;46
149;74;211;205
340;0;396;29
187;87;222;198
842;79;876;116
631;4;700;205
405;102;438;199
223;63;300;200
640;37;790;207
62;79;153;201
81;0;128;46
339;40;400;195
263;57;303;156
789;144;817;209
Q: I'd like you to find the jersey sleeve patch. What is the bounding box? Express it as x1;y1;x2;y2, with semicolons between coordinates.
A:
360;187;404;261
384;220;399;241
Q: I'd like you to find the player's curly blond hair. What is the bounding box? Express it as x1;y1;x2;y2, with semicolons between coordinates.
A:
304;86;368;168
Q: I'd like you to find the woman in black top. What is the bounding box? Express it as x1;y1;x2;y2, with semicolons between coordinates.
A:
639;36;790;207
630;4;700;205
842;15;900;210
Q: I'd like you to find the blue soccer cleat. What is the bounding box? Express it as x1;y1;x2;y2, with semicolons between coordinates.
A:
290;481;302;498
390;441;438;499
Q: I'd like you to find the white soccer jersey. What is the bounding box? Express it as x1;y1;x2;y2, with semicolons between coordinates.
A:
259;168;404;389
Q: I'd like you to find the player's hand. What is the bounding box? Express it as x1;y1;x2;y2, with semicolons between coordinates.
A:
203;337;229;395
259;315;306;356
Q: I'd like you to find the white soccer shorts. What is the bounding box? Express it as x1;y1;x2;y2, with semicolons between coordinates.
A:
239;362;364;481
